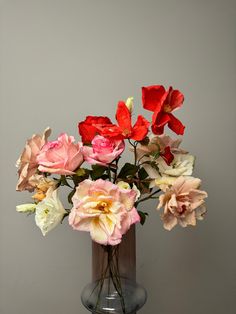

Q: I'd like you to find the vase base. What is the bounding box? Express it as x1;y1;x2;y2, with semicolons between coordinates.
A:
81;277;147;314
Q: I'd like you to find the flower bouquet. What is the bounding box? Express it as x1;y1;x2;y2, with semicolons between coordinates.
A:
16;85;207;314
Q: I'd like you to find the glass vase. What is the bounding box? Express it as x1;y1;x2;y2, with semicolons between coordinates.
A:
81;226;147;314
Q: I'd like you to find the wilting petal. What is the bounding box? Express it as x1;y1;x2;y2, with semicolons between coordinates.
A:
195;205;207;220
162;214;178;231
179;211;196;227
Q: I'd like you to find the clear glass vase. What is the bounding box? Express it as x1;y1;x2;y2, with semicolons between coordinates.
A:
81;226;147;314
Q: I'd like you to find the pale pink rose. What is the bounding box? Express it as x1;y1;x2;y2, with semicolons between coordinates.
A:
82;135;125;166
136;134;185;158
37;133;83;175
16;128;51;191
157;176;208;230
152;135;187;154
69;179;140;245
135;135;190;188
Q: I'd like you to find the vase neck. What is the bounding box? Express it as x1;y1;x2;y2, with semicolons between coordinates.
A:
92;225;136;281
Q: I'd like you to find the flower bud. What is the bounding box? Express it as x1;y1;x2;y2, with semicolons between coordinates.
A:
125;97;134;112
16;203;36;213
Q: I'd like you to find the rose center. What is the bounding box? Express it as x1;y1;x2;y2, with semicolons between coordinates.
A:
163;104;172;113
93;138;114;154
47;141;60;149
122;128;131;136
96;201;110;213
44;208;50;215
177;204;187;214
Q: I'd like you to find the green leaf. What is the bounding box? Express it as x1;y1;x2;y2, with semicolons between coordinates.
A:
91;165;107;180
73;168;90;185
138;167;149;180
75;168;87;177
118;163;138;179
138;211;149;225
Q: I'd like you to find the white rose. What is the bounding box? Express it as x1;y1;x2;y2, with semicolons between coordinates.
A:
158;153;195;177
35;189;67;236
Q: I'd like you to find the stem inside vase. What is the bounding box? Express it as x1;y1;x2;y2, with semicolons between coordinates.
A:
81;226;147;314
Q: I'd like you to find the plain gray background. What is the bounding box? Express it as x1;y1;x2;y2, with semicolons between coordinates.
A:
1;0;236;313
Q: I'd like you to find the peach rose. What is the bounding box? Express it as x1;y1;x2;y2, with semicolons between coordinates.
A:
37;133;83;175
157;176;208;230
69;179;140;245
82;135;125;166
29;175;56;202
16;128;51;191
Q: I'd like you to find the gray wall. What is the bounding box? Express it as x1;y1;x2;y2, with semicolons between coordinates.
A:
1;0;236;313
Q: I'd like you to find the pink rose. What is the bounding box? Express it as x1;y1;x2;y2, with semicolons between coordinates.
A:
69;179;140;245
16;128;51;191
82;135;125;166
37;133;83;175
157;176;208;230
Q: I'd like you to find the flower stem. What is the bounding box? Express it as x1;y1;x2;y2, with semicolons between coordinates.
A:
128;139;138;166
135;189;161;206
113;158;119;183
107;166;112;182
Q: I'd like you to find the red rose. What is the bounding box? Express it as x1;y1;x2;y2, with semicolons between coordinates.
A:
142;85;185;135
78;116;112;143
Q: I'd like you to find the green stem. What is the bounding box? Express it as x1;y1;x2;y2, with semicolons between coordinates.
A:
107;166;112;182
113;158;119;183
94;248;110;311
108;246;126;314
128;139;138;167
135;189;161;206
